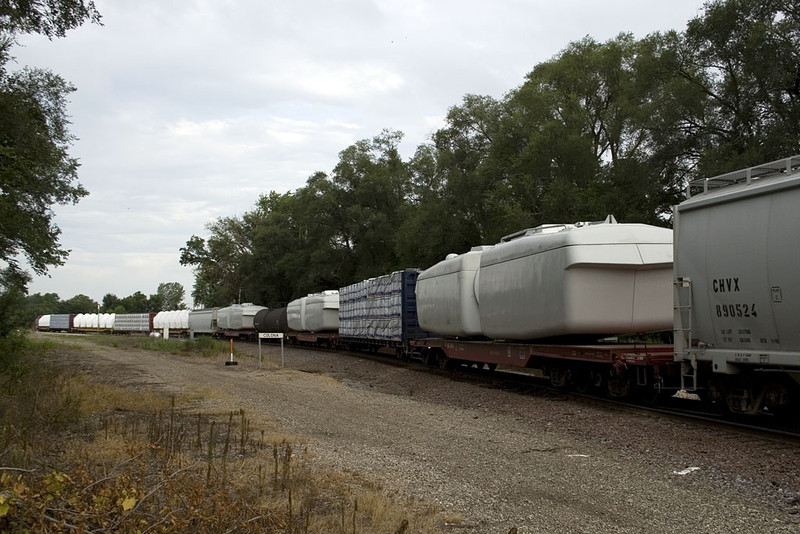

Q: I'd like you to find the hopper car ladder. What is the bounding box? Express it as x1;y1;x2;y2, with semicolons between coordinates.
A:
674;276;697;391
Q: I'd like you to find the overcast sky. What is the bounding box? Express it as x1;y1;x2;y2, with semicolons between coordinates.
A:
13;0;706;308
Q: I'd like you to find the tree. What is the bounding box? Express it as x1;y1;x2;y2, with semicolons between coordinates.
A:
101;293;120;313
118;291;149;313
180;216;252;307
154;282;185;311
331;129;413;280
60;293;97;313
0;0;101;334
679;0;800;174
0;1;101;39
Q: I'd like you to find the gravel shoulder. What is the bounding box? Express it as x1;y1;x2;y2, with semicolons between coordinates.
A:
41;335;800;533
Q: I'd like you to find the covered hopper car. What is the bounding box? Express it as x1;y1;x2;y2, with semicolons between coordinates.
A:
674;154;800;414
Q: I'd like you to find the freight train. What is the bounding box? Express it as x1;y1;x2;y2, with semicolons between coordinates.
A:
36;156;800;415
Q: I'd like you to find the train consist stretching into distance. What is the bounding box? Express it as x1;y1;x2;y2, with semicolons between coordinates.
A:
36;156;800;416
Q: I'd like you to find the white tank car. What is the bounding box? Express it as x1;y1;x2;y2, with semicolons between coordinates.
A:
287;291;339;332
674;155;800;413
417;216;674;341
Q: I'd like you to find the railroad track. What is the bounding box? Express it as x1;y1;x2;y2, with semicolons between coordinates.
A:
245;339;800;442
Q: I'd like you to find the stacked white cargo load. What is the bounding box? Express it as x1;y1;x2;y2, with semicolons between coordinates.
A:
339;271;406;341
114;313;153;332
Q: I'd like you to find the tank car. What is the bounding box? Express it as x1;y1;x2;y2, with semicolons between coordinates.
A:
254;307;288;333
674;155;800;414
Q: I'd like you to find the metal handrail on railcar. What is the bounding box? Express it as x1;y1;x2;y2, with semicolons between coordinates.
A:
687;155;800;197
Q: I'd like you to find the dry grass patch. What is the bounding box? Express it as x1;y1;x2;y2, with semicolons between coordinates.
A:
0;334;450;533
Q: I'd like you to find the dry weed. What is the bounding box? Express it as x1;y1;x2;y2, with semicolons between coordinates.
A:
0;335;448;533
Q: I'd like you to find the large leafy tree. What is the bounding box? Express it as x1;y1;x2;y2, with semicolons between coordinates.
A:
60;293;97;313
154;282;186;311
493;34;693;228
180;216;252;307
0;0;100;334
0;1;100;39
679;0;800;174
331;129;412;281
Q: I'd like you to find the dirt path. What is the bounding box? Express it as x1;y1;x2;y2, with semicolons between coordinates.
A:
42;335;800;533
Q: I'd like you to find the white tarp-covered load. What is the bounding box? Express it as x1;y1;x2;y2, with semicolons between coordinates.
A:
417;216;673;341
154;310;190;330
287;291;339;332
37;315;51;330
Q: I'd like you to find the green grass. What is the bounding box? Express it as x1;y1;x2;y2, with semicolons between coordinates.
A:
83;333;229;357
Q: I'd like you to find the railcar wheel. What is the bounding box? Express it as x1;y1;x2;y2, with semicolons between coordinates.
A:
487;363;497;371
571;369;591;394
549;367;568;388
605;370;631;398
422;349;437;367
638;383;661;405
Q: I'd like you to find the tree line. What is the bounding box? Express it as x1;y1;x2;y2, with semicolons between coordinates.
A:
11;282;187;328
181;0;800;308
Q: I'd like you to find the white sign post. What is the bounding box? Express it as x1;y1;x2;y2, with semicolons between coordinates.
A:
258;332;285;367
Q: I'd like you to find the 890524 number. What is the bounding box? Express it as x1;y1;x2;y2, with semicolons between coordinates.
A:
715;303;757;318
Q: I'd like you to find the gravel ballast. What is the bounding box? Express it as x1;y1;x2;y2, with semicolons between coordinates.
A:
44;336;800;533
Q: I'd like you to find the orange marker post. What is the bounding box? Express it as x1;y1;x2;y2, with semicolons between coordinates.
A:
225;338;238;366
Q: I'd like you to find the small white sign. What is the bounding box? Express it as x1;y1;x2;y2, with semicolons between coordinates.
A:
259;332;284;339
